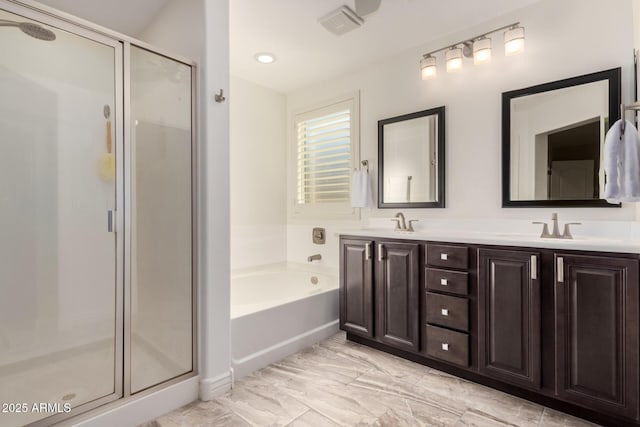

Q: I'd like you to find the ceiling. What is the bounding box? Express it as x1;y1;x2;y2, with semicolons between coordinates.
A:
35;0;170;37
230;0;543;93
29;0;543;94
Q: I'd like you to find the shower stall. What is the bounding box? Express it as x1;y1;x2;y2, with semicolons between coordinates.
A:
0;2;197;426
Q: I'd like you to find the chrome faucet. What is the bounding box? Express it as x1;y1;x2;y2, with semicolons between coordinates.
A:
532;213;581;239
307;254;322;262
392;212;407;231
391;212;419;232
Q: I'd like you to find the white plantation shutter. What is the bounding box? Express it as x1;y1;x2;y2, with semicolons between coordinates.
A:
295;100;354;206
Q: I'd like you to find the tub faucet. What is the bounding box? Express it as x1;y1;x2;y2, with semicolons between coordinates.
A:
307;254;322;262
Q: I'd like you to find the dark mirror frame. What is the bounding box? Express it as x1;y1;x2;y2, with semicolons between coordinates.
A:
502;68;621;208
378;106;446;209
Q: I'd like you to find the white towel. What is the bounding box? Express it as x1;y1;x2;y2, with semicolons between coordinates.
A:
604;119;640;203
351;170;373;208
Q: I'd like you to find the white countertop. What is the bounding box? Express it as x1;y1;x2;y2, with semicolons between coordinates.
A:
337;227;640;254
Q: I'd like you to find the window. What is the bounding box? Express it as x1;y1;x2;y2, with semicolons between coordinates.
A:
293;94;359;217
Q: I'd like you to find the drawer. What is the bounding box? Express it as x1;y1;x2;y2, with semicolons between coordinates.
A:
426;292;469;331
426;268;469;295
425;324;469;367
426;244;469;270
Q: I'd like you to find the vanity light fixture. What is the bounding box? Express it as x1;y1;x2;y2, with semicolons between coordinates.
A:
420;54;437;79
254;52;276;64
419;22;524;80
445;47;463;72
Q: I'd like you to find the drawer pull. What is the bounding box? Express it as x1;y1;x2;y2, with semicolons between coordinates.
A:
440;253;448;260
441;308;449;316
440;278;448;286
441;343;449;351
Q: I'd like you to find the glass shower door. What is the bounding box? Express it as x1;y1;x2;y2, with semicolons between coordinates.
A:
0;8;123;427
128;46;194;393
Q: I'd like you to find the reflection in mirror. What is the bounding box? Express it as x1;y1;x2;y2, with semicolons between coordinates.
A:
378;106;445;208
502;68;621;207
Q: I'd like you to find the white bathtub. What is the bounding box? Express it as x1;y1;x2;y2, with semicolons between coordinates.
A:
230;264;339;379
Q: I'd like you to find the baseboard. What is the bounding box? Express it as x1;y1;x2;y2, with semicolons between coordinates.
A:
231;320;339;379
67;376;199;427
199;371;232;401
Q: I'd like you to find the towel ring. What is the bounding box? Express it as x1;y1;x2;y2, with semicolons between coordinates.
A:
361;160;369;171
621;102;640;136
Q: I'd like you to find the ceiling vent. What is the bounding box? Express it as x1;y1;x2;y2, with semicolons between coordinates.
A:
318;6;364;36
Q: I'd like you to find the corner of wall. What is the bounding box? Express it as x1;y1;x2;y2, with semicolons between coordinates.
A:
199;370;232;401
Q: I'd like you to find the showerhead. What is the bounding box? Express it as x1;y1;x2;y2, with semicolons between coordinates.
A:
18;22;56;41
0;19;56;41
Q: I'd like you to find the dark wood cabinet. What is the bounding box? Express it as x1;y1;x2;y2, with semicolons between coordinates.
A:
339;238;374;338
340;235;640;426
478;248;541;390
555;254;639;420
375;241;420;352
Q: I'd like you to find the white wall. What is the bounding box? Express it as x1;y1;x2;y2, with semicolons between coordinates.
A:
139;0;204;63
286;0;637;268
201;0;232;402
230;76;287;271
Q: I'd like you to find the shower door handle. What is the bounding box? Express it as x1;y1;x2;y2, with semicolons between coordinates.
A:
107;210;116;233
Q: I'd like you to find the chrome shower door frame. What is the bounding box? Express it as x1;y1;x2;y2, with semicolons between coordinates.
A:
122;42;199;398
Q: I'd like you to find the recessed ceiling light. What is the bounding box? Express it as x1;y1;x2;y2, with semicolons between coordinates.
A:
254;52;276;64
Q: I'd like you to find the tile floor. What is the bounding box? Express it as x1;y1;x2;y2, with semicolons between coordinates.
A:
145;332;598;427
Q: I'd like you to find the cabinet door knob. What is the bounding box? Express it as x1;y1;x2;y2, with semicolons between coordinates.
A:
441;308;449;316
365;243;371;260
441;343;449;351
378;243;384;261
440;278;448;286
440;253;448;260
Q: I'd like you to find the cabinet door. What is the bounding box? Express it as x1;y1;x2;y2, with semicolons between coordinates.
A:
555;254;639;419
478;248;541;390
339;239;374;337
375;241;420;352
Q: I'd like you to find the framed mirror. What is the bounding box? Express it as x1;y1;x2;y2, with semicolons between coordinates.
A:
502;68;621;207
378;106;445;208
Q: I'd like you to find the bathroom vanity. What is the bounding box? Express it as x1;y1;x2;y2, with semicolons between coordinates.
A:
339;232;639;426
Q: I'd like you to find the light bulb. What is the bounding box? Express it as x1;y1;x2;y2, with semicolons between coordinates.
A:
473;37;492;64
445;47;463;73
420;55;437;79
254;52;276;64
504;26;525;56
